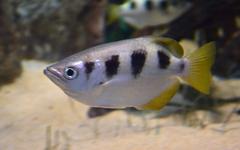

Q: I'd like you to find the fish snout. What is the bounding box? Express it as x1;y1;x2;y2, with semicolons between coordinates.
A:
43;65;63;79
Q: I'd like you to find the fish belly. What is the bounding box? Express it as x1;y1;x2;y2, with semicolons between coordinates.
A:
78;75;179;108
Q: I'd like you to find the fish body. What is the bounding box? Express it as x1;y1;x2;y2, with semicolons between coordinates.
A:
44;37;215;110
108;0;192;28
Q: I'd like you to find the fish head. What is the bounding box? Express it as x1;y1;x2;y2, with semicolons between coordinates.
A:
44;59;88;94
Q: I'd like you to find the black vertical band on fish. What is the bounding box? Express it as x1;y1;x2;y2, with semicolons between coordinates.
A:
145;0;154;11
105;55;120;78
130;1;136;9
85;62;95;79
131;49;147;78
157;51;170;69
172;0;179;6
158;0;168;10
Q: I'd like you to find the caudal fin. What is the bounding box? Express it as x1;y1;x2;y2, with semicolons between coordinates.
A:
181;42;216;94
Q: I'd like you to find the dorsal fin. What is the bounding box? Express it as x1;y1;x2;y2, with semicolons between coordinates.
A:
153;37;184;58
138;78;180;110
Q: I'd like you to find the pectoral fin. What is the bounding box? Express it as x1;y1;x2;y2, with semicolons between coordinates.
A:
139;78;180;110
101;75;132;87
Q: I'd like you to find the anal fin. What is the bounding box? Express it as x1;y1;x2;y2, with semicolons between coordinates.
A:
139;78;180;110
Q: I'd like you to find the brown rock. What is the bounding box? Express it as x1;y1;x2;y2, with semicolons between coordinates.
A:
12;0;107;61
0;0;22;86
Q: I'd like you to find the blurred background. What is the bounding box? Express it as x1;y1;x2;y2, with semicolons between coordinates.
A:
0;0;240;149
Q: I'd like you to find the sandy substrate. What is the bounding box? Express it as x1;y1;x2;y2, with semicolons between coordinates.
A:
0;60;239;150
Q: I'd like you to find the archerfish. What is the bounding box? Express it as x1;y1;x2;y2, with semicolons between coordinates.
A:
44;37;215;110
108;0;192;29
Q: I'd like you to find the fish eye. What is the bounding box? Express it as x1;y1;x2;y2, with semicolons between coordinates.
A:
145;0;153;11
64;67;78;80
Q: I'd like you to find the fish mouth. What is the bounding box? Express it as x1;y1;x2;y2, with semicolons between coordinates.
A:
44;66;74;93
43;66;65;84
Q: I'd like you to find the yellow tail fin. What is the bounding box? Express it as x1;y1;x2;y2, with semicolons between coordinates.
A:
181;42;216;94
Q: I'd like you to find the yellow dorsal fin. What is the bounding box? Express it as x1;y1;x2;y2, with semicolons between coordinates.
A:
153;37;184;58
139;78;180;110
